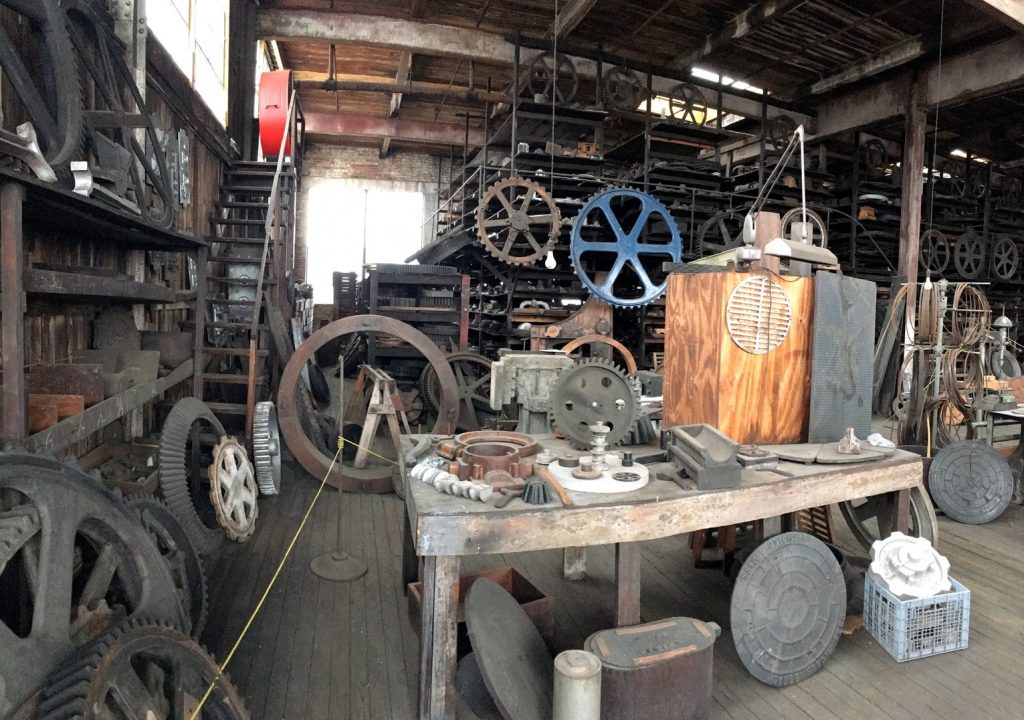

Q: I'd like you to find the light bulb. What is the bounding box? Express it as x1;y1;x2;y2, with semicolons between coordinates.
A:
544;251;557;270
924;274;932;290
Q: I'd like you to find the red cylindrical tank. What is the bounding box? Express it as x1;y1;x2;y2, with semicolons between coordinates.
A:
259;70;292;158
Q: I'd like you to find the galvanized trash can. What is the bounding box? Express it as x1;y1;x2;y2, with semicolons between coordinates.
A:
585;617;721;720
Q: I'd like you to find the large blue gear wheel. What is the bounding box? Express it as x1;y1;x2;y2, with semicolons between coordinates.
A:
570;188;681;307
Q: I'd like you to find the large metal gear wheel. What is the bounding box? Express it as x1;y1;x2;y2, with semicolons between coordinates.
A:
603;66;643;111
38;620;250;720
528;51;578;104
550;358;640;449
919;228;950;274
476;177;561;265
928;440;1013;524
953;230;985;279
208;437;259;542
667;83;708;125
990;235;1019;280
158;398;227;555
837;486;939;553
420;352;496;431
696;208;745;256
0;0;83;168
570;187;681;307
0;454;186;717
253;401;283;495
126;498;209;639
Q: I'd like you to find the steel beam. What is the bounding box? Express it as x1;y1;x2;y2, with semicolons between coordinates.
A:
671;0;807;69
305;112;485;146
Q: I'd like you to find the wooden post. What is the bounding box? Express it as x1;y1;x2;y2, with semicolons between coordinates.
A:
898;75;926;327
615;542;642;627
563;547;587;581
193;246;208;399
1;183;26;446
419;555;460;720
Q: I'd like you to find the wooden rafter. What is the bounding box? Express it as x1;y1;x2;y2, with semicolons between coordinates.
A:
670;0;808;69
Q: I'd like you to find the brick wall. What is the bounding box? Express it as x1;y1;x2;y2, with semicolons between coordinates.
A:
295;143;454;282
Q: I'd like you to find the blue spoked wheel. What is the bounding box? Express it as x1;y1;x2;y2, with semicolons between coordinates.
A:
570;188;682;307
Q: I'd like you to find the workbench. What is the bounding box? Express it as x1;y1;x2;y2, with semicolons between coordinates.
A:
402;436;923;720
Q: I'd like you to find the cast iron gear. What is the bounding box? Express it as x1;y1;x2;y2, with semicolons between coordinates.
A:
990;235;1019;280
38;618;250;720
208;437;259;542
570;186;681;307
158;397;226;555
476;177;561;265
953;230;985;279
0;453;186;717
603;66;643;111
550;358;640;449
126;498;209;639
419;352;495;431
253;400;282;495
528;51;578;104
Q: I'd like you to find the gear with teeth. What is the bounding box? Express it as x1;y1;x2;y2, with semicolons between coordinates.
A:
476;177;561;265
38;619;250;720
570;187;681;307
208;437;259;542
550;358;640;449
253;401;283;495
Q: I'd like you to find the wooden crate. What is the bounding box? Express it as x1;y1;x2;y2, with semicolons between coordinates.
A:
663;271;813;444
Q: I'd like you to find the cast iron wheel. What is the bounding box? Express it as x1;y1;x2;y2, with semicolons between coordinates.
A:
990;235;1019;280
919;229;950;274
420;352;495;431
528;52;578;104
38;620;250;720
603;66;643;111
953;231;985;279
0;454;186;717
696;208;745;256
837;486;939;553
667;83;708;125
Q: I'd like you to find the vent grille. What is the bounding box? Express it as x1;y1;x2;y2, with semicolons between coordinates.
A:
726;276;791;354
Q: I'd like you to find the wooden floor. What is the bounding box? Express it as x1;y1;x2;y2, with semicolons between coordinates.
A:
205;464;1024;720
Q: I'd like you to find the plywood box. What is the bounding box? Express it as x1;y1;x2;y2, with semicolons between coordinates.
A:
663;270;813;444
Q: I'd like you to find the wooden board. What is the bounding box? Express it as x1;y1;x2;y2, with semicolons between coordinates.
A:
25;363;104;406
29;393;85;418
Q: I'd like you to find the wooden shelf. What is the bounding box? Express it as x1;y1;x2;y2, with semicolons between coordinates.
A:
25;268;181;303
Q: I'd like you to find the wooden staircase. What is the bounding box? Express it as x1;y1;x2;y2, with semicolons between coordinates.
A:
199;161;297;433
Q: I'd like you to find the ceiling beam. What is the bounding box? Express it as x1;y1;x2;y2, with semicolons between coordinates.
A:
305;112;486;146
389;51;413;117
960;0;1024;33
295;74;510;104
808;37;924;95
671;0;808;69
546;0;599;40
409;0;427;18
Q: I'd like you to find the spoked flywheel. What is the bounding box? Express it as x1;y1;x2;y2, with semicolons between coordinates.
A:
420;352;496;431
836;486;939;553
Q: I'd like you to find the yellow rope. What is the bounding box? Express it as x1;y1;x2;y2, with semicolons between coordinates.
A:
187;442;345;720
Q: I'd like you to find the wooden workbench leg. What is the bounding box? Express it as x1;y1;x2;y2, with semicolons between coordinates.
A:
615;542;642;627
893;489;911;534
563;547;587;581
0;182;26;446
402;510;419;589
419;555;460;720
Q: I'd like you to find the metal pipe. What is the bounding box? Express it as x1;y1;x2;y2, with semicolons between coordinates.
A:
553;650;601;720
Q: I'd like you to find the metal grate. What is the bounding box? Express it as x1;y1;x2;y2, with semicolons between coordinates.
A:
726;276;791;354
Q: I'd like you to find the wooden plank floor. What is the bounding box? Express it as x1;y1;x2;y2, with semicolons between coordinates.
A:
205;466;1024;720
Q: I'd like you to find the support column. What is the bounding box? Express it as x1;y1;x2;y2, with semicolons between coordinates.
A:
228;0;259;158
898;76;926;325
1;183;26;446
192;246;208;399
419;555;460;720
615;542;642;627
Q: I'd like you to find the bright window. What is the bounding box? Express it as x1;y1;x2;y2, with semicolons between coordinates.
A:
147;0;230;124
306;184;425;304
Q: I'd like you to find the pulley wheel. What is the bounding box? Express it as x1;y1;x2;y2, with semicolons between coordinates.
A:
928;440;1013;524
953;231;985;279
730;532;845;687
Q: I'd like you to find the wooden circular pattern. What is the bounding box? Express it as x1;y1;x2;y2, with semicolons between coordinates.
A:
726;276;792;354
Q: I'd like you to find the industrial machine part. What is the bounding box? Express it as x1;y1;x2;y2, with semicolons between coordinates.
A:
990;235;1019;279
765;114;797;149
696;209;745;255
860;138;889;173
0;0;82;169
667;82;709;125
411;459;496;502
278;315;459;485
208;436;259;542
158;397;227;554
603;66;643;111
553;650;601;720
465;578;553;720
570;188;682;307
0;122;58;182
0;454;186;717
476;177;561;265
521;478;551;504
420;352;495;431
490;351;576;434
837;486;939;552
726;275;792;354
780;207;828;248
919;229;951;274
928;440;1013;524
528;51;578;104
447;440;535;489
559;334;638;375
549;452;649;493
259;70;294;157
988;314;1021;379
587;422;611;468
126;498;209;638
439;430;540;459
953;230;986;279
39;621;250;720
66;0;175;227
550;359;641;449
665;424;742;490
585;617;720;720
730;532;845;687
869;532;951;599
253;401;283;495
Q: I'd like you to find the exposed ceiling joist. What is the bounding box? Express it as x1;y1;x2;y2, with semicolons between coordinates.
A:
305;112;486;146
546;0;599;40
389;51;413;117
295;73;509;104
808;37;924;95
961;0;1024;33
671;0;808;69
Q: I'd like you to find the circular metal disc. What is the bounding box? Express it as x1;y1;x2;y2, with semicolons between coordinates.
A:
730;532;846;687
310;550;368;582
456;653;502;719
465;577;552;720
928;440;1013;524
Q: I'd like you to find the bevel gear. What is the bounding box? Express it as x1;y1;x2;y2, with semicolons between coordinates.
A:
253;400;282;495
208;437;259;542
476;177;561;265
550;358;640;449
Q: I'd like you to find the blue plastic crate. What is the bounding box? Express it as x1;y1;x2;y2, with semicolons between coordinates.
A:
864;571;970;662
